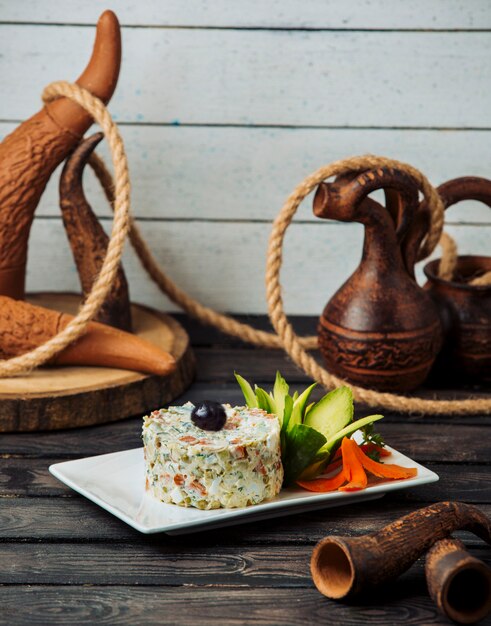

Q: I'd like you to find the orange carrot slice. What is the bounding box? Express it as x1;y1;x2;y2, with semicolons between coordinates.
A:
339;438;367;492
296;437;416;494
296;468;346;492
354;443;417;479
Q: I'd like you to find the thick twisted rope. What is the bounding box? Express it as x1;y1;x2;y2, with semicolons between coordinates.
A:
87;151;317;350
89;149;490;414
438;228;491;285
1;81;489;415
438;232;460;280
264;157;491;415
0;82;130;376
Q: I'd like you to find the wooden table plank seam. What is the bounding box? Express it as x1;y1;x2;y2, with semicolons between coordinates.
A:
0;332;489;625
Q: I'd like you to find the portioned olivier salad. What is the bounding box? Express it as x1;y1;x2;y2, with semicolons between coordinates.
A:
143;372;417;509
143;401;283;509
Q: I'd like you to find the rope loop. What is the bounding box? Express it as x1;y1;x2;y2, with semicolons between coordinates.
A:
264;156;491;415
0;81;131;376
1;81;489;416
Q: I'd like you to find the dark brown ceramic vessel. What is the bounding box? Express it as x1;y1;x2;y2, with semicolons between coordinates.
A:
424;256;491;382
425;537;491;625
314;166;442;392
423;176;491;383
311;502;491;601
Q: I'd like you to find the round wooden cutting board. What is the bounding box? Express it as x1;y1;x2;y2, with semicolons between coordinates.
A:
0;293;195;432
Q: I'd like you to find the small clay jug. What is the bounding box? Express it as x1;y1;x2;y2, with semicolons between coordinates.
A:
424;177;491;382
313;166;442;392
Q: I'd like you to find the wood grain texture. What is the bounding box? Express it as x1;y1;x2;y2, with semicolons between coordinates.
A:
0;294;195;432
1;0;489;29
1;123;490;224
0;5;489;621
0;412;489;459
0;585;461;626
0;8;489;322
0;330;489;625
1;458;489;502
1;27;490;128
0;542;488;587
0;543;311;586
24;218;491;315
425;537;491;624
310;501;491;600
0;497;489;543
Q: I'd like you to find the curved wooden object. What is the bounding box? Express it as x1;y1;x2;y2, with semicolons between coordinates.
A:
426;537;491;625
420;176;491;382
311;502;491;601
425;255;491;383
0;293;195;432
0;11;121;299
60;133;132;331
403;176;491;277
0;295;175;376
314;166;442;392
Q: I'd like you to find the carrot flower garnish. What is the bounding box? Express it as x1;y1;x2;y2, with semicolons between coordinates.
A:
339;437;367;491
297;437;417;493
296;469;346;492
352;442;417;480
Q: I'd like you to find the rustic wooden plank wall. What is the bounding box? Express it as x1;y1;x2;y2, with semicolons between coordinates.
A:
0;1;489;314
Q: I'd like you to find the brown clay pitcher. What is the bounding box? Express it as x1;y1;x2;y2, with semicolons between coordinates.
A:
313;166;443;392
423;177;491;383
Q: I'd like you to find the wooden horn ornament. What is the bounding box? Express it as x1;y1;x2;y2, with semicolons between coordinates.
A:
59;132;132;332
0;296;176;376
0;10;121;300
310;502;491;601
425;537;491;624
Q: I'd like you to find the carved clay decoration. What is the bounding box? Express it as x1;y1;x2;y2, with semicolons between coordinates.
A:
313;167;443;392
59;133;132;331
0;296;176;376
0;11;121;300
311;501;491;601
426;537;491;624
423;177;491;382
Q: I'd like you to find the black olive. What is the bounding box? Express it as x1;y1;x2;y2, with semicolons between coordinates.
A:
191;401;227;431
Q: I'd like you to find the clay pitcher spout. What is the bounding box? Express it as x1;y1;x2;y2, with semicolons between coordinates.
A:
313;167;443;392
0;10;121;300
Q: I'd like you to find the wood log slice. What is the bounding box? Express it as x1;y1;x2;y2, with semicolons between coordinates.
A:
0;293;195;432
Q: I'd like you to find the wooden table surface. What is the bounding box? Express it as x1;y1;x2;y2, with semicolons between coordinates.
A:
1;316;490;626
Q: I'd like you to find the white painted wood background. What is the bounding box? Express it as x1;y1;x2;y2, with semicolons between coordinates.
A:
0;1;489;314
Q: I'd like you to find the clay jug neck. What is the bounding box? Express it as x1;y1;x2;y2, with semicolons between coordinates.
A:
357;200;409;277
313;166;421;281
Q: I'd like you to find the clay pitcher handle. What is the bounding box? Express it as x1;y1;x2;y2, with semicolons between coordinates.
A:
426;537;491;624
310;501;491;601
402;176;491;276
438;176;491;209
313;165;419;241
330;170;409;239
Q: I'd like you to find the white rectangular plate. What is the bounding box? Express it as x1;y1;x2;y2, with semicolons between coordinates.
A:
50;443;438;535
